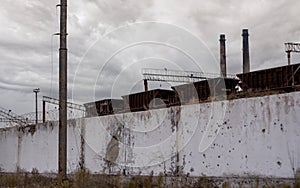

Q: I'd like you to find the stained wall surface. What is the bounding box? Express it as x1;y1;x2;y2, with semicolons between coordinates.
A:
0;92;299;178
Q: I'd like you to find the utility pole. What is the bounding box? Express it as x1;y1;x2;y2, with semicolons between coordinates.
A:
33;88;40;125
42;100;46;123
144;79;148;92
58;0;68;179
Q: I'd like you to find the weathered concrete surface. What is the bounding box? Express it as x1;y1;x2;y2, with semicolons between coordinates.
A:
0;91;300;179
0;121;81;173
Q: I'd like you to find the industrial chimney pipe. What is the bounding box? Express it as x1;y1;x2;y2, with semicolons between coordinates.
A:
242;29;250;73
219;34;227;77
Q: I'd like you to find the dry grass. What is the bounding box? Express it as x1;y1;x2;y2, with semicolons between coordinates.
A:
0;170;297;188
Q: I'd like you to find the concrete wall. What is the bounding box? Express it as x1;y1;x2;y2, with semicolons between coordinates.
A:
1;91;300;178
0;121;81;173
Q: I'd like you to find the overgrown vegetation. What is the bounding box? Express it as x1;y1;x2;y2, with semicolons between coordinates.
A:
0;170;298;188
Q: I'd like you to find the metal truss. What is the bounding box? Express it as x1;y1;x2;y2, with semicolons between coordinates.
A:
42;96;85;111
142;68;236;83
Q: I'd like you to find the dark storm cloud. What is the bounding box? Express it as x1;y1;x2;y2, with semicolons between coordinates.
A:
0;0;299;114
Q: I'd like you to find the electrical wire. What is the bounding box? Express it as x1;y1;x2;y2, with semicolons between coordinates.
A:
49;5;61;99
50;35;54;98
48;5;61;113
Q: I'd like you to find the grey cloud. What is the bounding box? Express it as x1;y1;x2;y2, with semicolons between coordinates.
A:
87;0;153;25
1;0;300;114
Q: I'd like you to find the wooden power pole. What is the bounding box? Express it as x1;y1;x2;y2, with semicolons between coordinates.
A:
58;0;68;179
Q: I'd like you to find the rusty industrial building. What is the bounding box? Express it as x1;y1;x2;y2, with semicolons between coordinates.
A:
237;63;300;92
84;63;300;117
82;29;300;117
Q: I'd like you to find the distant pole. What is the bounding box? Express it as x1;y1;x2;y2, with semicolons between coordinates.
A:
42;100;46;123
58;0;68;179
144;79;148;92
287;51;291;65
33;88;40;125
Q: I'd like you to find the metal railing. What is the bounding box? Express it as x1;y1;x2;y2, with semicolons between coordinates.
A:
142;68;237;83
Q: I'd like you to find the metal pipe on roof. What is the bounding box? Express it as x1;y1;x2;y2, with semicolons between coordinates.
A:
242;29;250;73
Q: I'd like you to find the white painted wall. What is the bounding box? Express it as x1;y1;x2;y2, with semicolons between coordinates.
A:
0;121;81;173
181;93;300;178
1;92;300;178
0;128;18;172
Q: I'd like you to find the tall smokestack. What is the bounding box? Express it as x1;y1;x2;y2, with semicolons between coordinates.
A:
242;29;250;73
219;34;226;77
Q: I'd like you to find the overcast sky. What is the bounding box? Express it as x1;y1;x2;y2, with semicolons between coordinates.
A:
0;0;300;115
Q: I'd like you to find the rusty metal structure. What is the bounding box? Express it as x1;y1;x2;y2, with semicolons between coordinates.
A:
142;68;236;92
237;63;300;92
122;89;177;112
85;60;300;117
84;29;300;117
285;42;300;65
172;77;239;104
85;77;239;116
84;99;123;117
